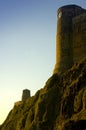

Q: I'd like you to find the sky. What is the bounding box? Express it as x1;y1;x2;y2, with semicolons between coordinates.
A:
0;0;86;124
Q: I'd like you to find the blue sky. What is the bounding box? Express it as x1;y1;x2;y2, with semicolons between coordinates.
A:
0;0;86;124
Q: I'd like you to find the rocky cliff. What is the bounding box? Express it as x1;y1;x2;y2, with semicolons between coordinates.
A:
0;58;86;130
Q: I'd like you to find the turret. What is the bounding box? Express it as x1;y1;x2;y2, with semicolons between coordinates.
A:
22;89;30;101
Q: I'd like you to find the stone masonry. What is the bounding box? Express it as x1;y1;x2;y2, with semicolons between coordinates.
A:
53;5;86;74
22;89;30;101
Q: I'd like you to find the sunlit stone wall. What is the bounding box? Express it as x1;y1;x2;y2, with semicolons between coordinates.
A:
53;5;86;74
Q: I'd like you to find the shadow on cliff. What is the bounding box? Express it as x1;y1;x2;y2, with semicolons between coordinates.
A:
0;58;86;130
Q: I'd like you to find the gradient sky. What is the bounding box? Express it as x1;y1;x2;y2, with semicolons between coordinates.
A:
0;0;86;124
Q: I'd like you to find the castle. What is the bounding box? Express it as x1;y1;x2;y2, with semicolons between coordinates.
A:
15;5;86;106
53;5;86;74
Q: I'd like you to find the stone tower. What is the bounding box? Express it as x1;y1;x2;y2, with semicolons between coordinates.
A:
53;5;86;74
22;89;30;101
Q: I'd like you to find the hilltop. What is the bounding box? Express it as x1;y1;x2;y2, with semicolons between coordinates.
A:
0;58;86;130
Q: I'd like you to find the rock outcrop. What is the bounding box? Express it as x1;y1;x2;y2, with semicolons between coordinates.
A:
0;58;86;130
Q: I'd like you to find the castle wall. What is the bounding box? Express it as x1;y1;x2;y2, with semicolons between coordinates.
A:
73;13;86;62
53;5;86;74
14;101;22;106
53;9;73;74
53;5;85;74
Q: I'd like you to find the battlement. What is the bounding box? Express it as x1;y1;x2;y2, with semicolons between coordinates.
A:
53;5;86;74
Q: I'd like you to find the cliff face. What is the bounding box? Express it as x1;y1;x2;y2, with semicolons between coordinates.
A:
1;58;86;130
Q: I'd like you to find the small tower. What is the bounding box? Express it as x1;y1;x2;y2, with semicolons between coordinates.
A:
22;89;30;101
53;5;84;74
